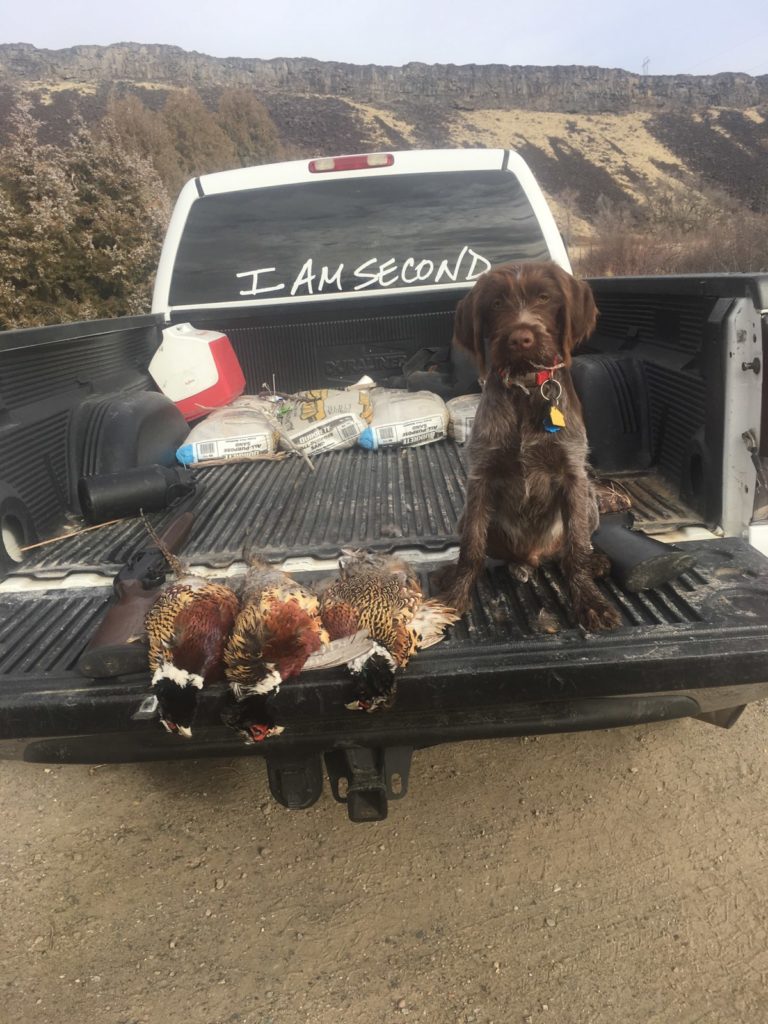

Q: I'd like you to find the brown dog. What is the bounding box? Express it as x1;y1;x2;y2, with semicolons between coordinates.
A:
443;261;620;632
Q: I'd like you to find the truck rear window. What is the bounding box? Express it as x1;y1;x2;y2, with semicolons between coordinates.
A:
169;169;550;307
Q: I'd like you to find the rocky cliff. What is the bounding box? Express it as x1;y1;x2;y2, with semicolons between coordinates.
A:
1;42;767;114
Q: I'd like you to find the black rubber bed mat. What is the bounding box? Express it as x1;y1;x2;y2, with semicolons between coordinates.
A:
598;474;704;533
10;440;703;578
13;443;469;576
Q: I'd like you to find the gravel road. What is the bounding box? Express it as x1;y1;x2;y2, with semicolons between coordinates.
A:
3;704;768;1024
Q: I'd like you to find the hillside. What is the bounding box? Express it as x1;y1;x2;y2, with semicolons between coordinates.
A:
1;41;767;223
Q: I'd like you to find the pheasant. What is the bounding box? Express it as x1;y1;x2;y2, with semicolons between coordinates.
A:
318;549;460;712
222;555;375;742
143;574;240;738
218;688;284;744
133;515;240;738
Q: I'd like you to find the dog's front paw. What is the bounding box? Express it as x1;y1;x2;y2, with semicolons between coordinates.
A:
507;562;531;583
434;561;479;615
589;551;612;579
444;575;476;615
577;599;621;632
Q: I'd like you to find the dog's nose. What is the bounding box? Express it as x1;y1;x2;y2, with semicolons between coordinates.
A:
510;328;535;349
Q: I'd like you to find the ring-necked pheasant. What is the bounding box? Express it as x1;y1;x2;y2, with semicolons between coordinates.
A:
143;572;240;738
135;515;240;738
223;555;370;742
224;557;328;687
318;549;459;711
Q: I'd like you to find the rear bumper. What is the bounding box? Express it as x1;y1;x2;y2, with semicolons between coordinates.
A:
2;683;766;764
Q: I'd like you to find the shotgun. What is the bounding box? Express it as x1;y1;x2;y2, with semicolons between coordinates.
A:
77;510;196;678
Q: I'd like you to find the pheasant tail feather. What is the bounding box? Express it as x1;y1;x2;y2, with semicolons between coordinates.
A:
410;598;460;650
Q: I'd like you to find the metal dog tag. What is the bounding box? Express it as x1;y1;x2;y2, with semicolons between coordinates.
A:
549;406;566;428
540;378;565;432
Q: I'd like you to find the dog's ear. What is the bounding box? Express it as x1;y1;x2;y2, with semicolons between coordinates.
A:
452;289;481;358
452;273;494;375
555;269;598;361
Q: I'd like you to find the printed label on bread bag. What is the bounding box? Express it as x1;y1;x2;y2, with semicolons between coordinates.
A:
374;414;446;447
189;432;273;462
287;413;363;454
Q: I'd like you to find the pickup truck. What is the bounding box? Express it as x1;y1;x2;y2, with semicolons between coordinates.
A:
2;148;768;822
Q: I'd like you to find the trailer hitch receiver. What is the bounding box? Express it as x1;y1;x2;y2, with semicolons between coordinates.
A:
324;746;413;822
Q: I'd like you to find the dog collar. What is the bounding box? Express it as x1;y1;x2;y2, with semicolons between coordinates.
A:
496;360;566;393
478;359;567;432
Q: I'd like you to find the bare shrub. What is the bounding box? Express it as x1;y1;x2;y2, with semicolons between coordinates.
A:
0;96;171;328
575;190;768;276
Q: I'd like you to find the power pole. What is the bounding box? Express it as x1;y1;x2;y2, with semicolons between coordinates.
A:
642;57;650;76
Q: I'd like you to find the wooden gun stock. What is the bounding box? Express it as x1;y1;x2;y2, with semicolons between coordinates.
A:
77;511;195;678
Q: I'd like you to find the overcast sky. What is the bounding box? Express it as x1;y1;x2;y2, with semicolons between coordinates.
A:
3;0;767;77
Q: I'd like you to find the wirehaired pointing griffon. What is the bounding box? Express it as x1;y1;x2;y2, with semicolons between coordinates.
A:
443;261;620;632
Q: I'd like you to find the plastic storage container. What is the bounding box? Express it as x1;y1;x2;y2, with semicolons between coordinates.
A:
148;323;245;421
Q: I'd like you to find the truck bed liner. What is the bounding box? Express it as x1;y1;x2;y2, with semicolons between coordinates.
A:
11;441;703;577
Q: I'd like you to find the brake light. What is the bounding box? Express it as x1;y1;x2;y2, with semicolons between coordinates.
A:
308;153;395;173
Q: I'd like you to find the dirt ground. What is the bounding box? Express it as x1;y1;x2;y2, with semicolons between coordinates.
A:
2;704;768;1024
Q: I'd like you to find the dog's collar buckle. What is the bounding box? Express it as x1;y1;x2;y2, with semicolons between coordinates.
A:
533;362;565;386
